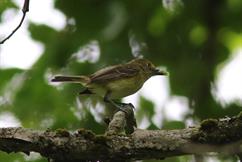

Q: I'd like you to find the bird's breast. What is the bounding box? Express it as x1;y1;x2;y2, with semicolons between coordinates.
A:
105;76;145;99
87;74;147;99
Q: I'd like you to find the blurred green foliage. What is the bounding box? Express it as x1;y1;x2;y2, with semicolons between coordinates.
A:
0;0;16;22
1;0;242;161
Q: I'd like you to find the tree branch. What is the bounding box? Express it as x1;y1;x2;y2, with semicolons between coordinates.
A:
106;103;137;135
1;112;242;161
0;0;30;44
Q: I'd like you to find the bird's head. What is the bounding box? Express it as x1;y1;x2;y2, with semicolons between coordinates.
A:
129;58;168;77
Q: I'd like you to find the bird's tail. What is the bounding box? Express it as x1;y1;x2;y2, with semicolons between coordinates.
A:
51;75;90;85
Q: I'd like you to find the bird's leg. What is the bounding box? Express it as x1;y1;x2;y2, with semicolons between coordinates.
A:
104;91;130;113
113;101;135;109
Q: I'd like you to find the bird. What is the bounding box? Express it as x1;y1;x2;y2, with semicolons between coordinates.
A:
51;58;168;110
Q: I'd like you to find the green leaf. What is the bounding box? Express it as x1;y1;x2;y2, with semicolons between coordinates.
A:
0;68;22;91
28;23;57;44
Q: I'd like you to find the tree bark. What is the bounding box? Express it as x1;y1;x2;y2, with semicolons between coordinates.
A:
1;109;242;161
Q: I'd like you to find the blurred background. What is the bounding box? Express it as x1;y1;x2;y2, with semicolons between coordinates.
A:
1;0;242;161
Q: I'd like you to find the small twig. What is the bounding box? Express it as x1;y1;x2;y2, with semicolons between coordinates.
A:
22;0;30;13
0;0;30;44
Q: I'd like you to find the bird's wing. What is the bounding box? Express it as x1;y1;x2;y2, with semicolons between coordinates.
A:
90;64;139;84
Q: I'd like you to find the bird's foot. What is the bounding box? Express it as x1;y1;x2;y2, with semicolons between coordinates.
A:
118;102;134;108
114;102;135;113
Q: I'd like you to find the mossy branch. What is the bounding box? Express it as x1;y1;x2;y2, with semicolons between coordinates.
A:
1;112;242;161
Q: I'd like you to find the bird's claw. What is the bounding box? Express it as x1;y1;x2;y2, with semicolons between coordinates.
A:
116;102;135;114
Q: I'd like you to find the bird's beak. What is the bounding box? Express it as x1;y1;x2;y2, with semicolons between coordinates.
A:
154;69;169;76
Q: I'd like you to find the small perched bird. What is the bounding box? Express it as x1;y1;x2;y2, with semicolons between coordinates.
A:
51;58;168;109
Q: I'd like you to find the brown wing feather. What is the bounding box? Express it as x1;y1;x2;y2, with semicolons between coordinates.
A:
90;64;139;84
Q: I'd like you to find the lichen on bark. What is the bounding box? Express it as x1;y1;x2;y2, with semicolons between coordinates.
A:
191;113;242;144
